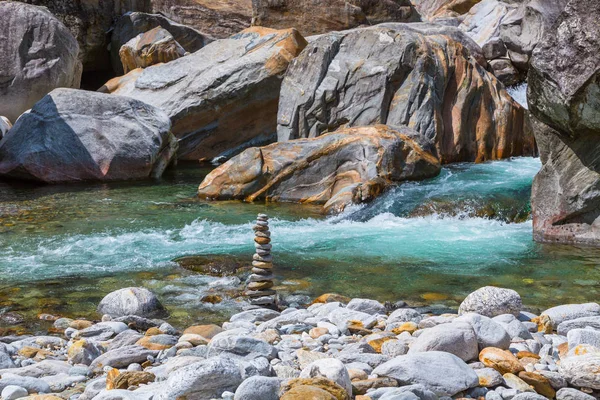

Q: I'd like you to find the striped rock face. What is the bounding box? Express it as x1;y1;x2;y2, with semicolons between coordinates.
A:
198;125;441;214
277;23;534;164
103;27;307;162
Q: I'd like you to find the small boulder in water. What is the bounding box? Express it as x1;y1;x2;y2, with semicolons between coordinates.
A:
97;287;165;318
459;286;522;317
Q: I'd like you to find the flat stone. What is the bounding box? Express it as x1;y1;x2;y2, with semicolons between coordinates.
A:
207;334;277;360
255;243;272;251
253;225;269;232
90;345;159;372
0;374;51;395
253;254;273;263
247;274;275;282
459;287;522;318
0;360;70;378
252;261;273;269
136;334;178;350
247;281;274;291
372;351;479;396
255;231;271;238
255;237;271;245
503;373;534;392
250;296;277;306
255;249;271;257
518;371;556;398
556;388;596;400
251;268;272;275
346;299;386;315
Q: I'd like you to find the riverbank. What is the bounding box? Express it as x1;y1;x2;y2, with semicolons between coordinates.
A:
0;286;598;399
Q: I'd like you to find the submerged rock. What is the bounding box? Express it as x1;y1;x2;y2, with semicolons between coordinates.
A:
198;125;441;213
102;27;307;162
528;0;600;246
277;23;533;164
0;2;81;123
252;0;420;36
0;89;177;183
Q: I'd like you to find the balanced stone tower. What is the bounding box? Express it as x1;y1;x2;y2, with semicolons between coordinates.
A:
246;214;276;307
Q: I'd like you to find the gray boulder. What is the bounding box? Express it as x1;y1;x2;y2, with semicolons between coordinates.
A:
0;117;11;139
234;376;281;400
408;322;479;361
102;27;307;162
1;386;28;400
568;329;600;349
347;298;387;315
90;345;159;373
558;353;600;390
230;309;280;324
367;384;438;400
206;335;277;360
542;303;600;329
111;11;212;75
456;313;511;350
459;287;522;317
97;287;165;318
372;351;479;396
387;309;423;325
556;388;596;400
558;317;600;336
0;2;81;122
0;360;69;378
277;23;532;164
0;352;15;369
155;357;244;399
492;314;532;339
528;0;600;246
0;89;177;183
0;374;50;394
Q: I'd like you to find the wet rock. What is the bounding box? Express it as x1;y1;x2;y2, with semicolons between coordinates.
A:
98;288;165;319
408;322;479;361
372;351;479;396
300;359;352;397
456;313;511;350
278;23;532;164
155;357;244;399
103;27;307;162
234;376;281;400
252;0;420;36
0;2;81;122
119;27;186;74
0;89;177;183
198;126;441;213
111;11;212;75
479;347;524;375
528;0;600;246
459;287;522;318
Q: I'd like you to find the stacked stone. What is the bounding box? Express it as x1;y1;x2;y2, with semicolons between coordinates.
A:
246;214;276;307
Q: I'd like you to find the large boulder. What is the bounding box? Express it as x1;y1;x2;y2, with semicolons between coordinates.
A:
372;351;479;396
97;287;165;318
528;0;600;246
0;2;81;123
0;89;177;183
251;0;421;36
277;23;533;164
150;0;252;39
13;0;152;72
408;322;479;361
459;287;522;317
0;117;11;140
110;12;213;75
458;0;517;48
102;27;307;162
498;0;568;72
197;125;441;213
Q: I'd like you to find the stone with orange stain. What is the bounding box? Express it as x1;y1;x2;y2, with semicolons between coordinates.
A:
366;336;398;354
532;314;553;334
479;347;524;375
198;125;441;214
518;371;556;398
183;324;224;341
106;368;121;390
69;320;94;330
391;322;419;335
277;24;533;165
310;327;329;339
102;27;307;162
312;294;352;304
119;27;186;73
516;351;540;360
136;334;177;351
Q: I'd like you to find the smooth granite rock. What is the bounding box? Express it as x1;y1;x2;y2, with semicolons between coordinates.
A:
459;287;522;318
408;322;479;361
97;287;165;318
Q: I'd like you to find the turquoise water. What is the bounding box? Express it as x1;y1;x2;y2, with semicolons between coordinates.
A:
1;157;600;332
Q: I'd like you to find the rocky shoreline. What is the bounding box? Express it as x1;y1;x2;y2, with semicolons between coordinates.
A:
0;285;598;399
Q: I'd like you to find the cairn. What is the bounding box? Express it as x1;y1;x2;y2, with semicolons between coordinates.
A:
246;214;276;307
